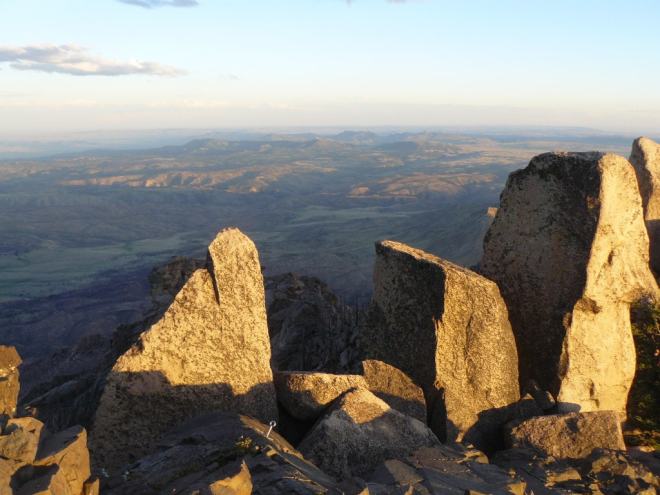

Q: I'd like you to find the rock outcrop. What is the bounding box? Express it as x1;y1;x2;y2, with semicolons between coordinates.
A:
0;408;96;494
298;388;440;479
630;137;660;275
505;411;626;459
266;273;359;372
493;446;659;495
103;412;342;495
364;240;520;447
90;228;278;472
0;346;21;418
274;371;367;421
481;152;659;414
359;359;427;423
0;347;97;495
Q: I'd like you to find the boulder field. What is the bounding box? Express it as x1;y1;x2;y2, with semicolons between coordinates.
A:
2;138;660;494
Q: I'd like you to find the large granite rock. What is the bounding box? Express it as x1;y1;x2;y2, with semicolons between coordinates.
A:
274;371;367;421
364;240;519;447
298;388;440;479
266;273;359;372
90;228;278;472
630;137;660;275
505;411;626;460
481;152;659;414
0;346;21;418
359;359;427;423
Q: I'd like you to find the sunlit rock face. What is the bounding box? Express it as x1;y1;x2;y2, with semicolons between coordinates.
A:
481;152;659;415
630;137;660;276
0;345;21;418
364;240;520;449
90;228;278;472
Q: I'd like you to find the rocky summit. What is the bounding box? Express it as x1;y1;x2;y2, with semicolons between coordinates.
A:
630;137;660;276
90;228;278;472
364;240;520;449
482;152;659;415
3;140;660;494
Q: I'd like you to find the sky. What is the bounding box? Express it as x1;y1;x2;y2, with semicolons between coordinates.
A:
1;0;659;135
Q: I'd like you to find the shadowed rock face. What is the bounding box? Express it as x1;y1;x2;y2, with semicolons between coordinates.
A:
274;371;367;421
103;412;342;495
265;273;359;373
90;228;278;472
359;359;427;423
482;152;659;414
364;240;519;448
630;137;660;276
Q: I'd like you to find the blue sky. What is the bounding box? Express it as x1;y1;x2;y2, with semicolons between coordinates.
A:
1;0;659;134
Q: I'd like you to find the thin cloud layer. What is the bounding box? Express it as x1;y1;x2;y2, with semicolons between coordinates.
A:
0;45;184;77
117;0;199;8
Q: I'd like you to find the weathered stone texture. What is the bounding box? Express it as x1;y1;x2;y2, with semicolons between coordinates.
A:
0;346;21;418
360;359;427;423
630;137;660;275
298;388;440;479
91;228;278;471
266;273;359;372
481;152;658;414
505;411;626;460
274;371;367;421
364;240;519;446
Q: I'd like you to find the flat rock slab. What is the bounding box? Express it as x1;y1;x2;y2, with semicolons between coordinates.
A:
274;371;367;421
298;388;440;479
91;228;278;472
505;411;626;460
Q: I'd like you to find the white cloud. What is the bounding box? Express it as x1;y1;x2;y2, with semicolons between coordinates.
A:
117;0;199;8
0;44;185;77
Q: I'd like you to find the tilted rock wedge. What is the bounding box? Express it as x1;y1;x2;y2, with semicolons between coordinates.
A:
364;240;520;449
360;359;427;423
481;152;659;414
90;228;278;472
630;137;660;275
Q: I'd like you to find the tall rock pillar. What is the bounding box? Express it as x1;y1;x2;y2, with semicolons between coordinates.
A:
481;152;658;414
